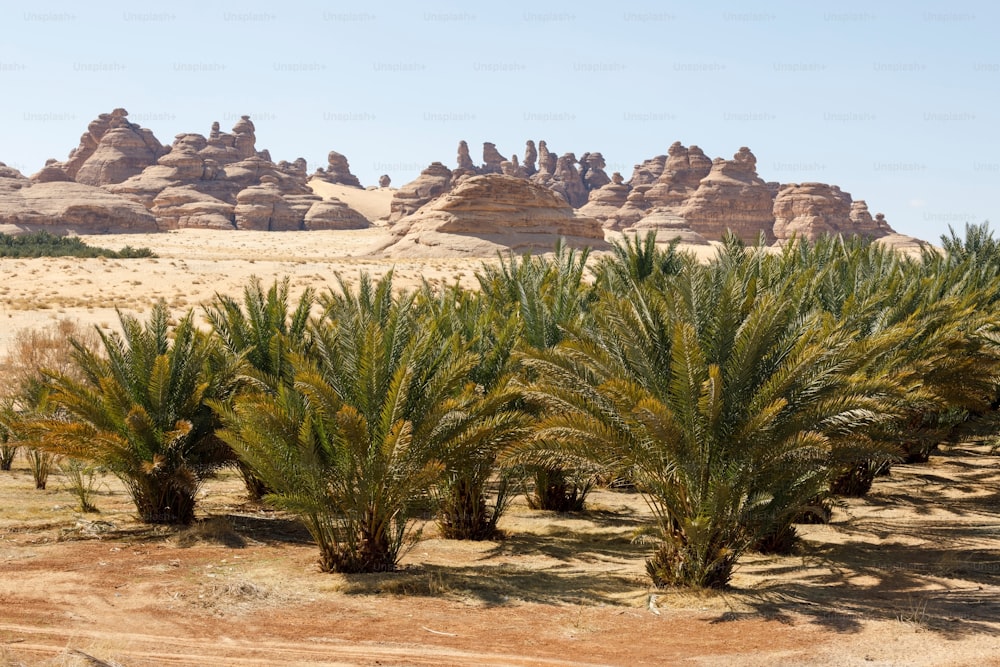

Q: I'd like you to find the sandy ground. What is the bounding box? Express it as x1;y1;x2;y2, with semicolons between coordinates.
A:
1;441;999;666
0;228;725;360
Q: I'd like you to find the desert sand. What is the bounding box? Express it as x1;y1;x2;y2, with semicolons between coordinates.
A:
0;440;998;665
0;225;725;360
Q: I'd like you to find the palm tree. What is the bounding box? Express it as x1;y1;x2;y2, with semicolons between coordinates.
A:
216;273;511;571
20;304;234;524
592;231;682;291
477;241;597;511
204;276;314;499
419;285;531;540
517;254;898;588
0;412;17;471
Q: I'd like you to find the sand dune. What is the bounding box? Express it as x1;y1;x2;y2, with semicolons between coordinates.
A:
307;180;394;223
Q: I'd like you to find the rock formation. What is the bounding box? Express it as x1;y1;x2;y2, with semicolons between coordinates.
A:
233;176;302;231
578;172;631;228
481;143;507;174
580;152;611;192
552;154;588;208
303;198;371;230
772;184;896;241
679;147;776;243
523;141;538;176
644;143;712;207
1;164;157;233
772;183;851;241
4;117;900;244
624;207;710;245
384;174;605;257
149;186;235;230
536;141;556;176
20;110;368;232
35;108;166;187
628;155;667;188
388;162;453;222
457;141;475;172
314;151;362;188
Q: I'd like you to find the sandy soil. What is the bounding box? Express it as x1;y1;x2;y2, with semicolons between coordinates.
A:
1;439;999;666
0;228;725;359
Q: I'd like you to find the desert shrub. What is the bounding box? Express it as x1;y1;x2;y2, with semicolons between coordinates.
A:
476;241;597;511
60;458;103;512
419;285;530;540
25;447;58;490
204;276;315;501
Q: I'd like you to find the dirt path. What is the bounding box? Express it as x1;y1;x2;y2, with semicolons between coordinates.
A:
2;444;1000;666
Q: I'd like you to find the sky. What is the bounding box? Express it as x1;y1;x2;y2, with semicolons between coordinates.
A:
0;0;996;242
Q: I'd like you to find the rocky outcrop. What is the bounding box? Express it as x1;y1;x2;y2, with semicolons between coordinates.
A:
314;151;362;188
629;155;667;188
200;116;259;165
233;177;301;231
772;183;851;241
36;108;166;187
457;141;475;172
772;184;895;241
850;201;893;236
481;143;506;174
552;154;588;208
0;163;29;183
384;174;605;256
1;166;158;233
578;172;630;228
624;207;710;245
388;162;453;222
523;141;538;176
378;174;391;188
537;140;556;176
303;199;371;230
150;186;234;230
4;118;902;243
679;147;776;243
644;142;712;207
580;152;611;191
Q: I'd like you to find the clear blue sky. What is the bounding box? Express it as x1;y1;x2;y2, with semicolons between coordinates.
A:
1;0;996;241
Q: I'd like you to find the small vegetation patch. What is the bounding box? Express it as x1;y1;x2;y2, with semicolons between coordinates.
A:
0;231;155;258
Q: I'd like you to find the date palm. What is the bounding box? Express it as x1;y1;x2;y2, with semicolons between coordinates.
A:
216;273;516;571
419;284;531;540
477;241;597;510
518;255;898;588
204;276;314;499
19;303;234;524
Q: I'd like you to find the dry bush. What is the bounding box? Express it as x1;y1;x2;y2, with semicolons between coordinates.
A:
0;318;102;401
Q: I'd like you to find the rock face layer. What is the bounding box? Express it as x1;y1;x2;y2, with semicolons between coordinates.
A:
680;147;776;243
385;174;605;256
37;108;166;186
1;165;157;233
388;139;896;245
772;184;894;241
36;110;369;231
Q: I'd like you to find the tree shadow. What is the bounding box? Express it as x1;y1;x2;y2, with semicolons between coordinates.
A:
725;446;1000;638
336;561;645;608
